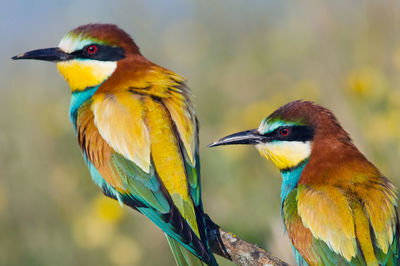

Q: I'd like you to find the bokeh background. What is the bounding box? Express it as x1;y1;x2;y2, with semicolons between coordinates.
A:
1;0;400;265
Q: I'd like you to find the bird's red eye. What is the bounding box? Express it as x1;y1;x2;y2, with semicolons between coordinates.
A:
86;45;98;55
280;128;290;136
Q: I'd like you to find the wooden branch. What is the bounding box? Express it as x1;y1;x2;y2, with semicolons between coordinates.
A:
205;214;290;266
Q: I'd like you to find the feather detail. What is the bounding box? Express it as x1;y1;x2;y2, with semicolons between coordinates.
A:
297;185;357;262
143;97;199;236
76;102;125;189
163;88;197;166
352;202;378;265
91;92;151;173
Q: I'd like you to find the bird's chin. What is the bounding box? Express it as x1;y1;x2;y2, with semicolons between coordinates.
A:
56;60;117;91
255;141;312;170
255;143;275;163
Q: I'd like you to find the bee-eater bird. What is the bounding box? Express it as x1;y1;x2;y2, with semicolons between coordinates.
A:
210;100;399;266
12;23;217;266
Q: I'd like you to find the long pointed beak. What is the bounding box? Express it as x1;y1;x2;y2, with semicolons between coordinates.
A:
12;47;73;62
208;129;265;147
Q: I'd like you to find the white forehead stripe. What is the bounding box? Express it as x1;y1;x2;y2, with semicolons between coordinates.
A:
58;35;93;53
258;119;300;135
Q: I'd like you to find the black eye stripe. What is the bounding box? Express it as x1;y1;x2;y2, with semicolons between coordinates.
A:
262;125;314;142
70;44;125;61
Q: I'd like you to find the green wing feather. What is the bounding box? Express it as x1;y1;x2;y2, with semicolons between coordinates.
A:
183;137;201;208
108;152;213;264
111;153;169;212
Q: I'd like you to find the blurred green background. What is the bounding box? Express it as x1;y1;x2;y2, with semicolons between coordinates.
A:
1;0;400;265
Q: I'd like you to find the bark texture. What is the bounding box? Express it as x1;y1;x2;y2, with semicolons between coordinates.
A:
205;215;291;266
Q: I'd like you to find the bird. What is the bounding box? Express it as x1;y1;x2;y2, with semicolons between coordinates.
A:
12;23;217;266
209;100;399;265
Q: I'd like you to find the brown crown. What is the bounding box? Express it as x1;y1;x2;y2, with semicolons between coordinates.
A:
269;100;352;142
70;23;141;54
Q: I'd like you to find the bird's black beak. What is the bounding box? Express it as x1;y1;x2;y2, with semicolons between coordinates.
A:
208;129;265;147
12;47;73;62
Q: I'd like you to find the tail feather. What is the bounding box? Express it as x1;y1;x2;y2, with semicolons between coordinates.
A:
166;235;205;266
137;206;217;265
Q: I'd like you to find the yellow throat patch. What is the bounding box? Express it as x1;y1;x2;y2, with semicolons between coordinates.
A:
57;60;116;91
256;141;311;170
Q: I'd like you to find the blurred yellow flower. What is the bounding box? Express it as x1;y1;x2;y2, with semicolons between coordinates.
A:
72;196;123;249
347;67;386;99
94;195;124;223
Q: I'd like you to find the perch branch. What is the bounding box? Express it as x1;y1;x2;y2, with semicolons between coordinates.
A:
205;215;290;266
